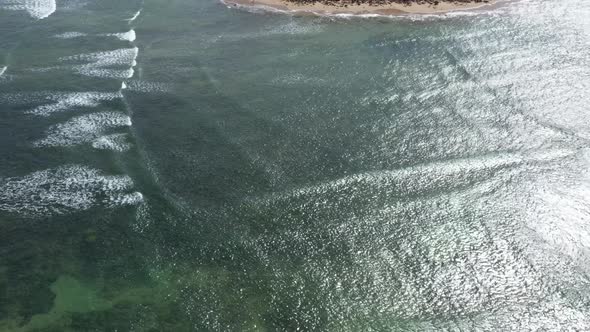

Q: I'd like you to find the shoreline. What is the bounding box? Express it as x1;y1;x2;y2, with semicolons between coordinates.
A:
222;0;497;16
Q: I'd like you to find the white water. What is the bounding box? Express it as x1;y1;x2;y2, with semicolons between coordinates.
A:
0;4;145;219
24;92;123;116
108;29;136;42
54;31;87;39
0;165;142;217
124;80;172;93
92;133;132;152
0;0;56;19
126;9;142;22
60;48;139;79
34;112;132;148
54;30;136;42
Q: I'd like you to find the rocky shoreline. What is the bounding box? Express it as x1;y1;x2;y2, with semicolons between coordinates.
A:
287;0;489;7
224;0;496;16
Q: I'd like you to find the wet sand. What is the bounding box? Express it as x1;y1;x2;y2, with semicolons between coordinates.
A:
222;0;495;15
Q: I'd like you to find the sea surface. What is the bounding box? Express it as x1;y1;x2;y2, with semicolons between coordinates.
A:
1;0;590;330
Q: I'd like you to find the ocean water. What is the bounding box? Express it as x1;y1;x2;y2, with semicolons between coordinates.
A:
1;0;590;330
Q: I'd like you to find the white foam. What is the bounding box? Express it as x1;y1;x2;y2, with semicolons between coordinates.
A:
25;92;122;116
34;112;131;148
92;133;132;152
121;82;127;90
0;92;42;104
60;47;139;79
107;29;136;42
107;191;143;207
0;0;56;19
54;31;87;39
124;80;172;93
55;30;136;42
0;66;11;83
126;8;141;22
0;165;141;217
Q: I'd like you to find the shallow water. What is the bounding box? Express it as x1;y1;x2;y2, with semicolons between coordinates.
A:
1;0;590;330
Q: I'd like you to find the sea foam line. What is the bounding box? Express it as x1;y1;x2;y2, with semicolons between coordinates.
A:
22;92;123;116
54;31;87;39
60;47;139;79
0;0;56;19
92;133;132;152
126;8;142;22
123;80;173;93
107;30;136;42
54;30;136;42
34;111;132;148
0;165;143;217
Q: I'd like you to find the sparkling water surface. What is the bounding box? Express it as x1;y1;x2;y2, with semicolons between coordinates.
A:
1;0;590;330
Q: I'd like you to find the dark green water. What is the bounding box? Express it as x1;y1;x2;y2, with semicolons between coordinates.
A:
1;0;590;330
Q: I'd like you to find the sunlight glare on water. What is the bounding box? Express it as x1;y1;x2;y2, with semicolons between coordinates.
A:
1;0;590;330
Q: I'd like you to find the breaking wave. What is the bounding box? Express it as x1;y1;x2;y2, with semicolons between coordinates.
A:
92;133;133;152
34;111;132;148
0;165;142;217
0;0;56;19
60;47;139;79
25;92;122;116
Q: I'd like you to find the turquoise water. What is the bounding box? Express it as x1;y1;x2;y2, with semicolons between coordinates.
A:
1;0;590;330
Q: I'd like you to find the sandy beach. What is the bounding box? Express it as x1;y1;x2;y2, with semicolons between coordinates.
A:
222;0;495;15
